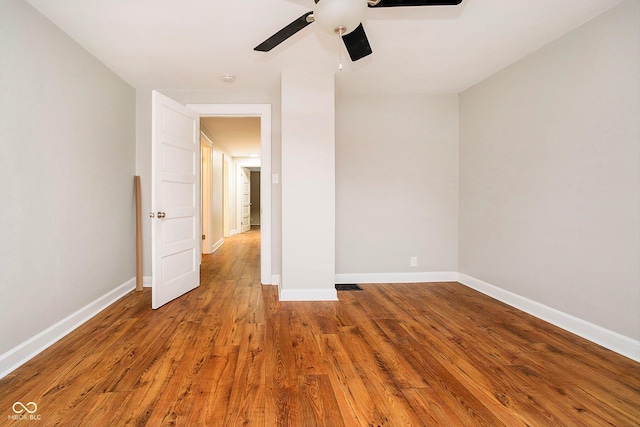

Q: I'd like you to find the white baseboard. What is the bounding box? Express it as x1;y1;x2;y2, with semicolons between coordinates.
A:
0;277;137;379
279;288;338;301
268;274;280;286
458;273;640;362
229;229;238;236
335;271;458;284
211;238;224;254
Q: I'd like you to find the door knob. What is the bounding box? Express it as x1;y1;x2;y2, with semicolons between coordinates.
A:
157;212;166;219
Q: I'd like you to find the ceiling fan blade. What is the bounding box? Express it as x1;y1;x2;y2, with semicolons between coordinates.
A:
254;11;314;52
342;23;372;61
369;0;462;7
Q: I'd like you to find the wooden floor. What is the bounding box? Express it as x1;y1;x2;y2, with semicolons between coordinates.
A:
1;229;639;426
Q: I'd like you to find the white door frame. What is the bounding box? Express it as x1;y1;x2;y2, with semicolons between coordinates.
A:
201;133;214;254
186;104;272;285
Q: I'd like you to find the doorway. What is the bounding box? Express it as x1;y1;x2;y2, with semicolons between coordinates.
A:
189;104;272;285
249;169;261;228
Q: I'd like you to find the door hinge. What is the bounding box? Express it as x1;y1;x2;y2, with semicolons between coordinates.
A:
202;234;206;240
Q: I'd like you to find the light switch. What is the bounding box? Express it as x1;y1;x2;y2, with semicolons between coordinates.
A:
272;173;279;184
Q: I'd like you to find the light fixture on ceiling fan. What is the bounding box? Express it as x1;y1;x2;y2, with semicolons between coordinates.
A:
254;0;463;62
312;0;369;37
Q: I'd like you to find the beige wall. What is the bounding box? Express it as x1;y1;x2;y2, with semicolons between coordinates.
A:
459;0;639;340
0;0;136;355
336;93;459;275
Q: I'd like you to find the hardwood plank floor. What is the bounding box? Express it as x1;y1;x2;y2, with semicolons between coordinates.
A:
1;228;639;426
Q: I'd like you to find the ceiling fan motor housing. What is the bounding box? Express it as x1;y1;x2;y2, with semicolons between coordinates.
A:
314;0;368;35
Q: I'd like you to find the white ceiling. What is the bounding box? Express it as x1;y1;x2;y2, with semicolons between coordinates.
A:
25;0;621;95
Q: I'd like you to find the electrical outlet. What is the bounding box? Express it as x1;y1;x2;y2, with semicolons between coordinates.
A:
410;256;418;267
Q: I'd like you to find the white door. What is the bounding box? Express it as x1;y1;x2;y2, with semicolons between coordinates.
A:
151;90;200;309
223;158;230;237
241;167;251;233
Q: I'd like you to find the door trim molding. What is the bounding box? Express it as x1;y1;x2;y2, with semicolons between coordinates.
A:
187;104;272;285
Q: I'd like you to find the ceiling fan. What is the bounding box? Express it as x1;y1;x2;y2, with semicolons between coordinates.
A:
254;0;463;62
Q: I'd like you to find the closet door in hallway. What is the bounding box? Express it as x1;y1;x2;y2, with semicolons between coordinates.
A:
240;166;251;233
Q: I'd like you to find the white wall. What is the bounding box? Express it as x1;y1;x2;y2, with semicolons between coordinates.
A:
135;90;153;277
459;0;639;340
281;72;336;300
0;0;136;355
336;94;459;277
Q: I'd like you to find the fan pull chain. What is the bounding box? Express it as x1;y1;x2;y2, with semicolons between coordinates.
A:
338;30;343;71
